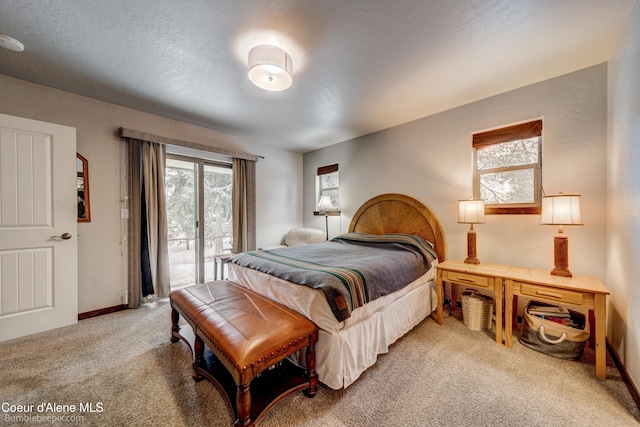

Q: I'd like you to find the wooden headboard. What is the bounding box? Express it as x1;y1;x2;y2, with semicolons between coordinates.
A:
348;193;446;262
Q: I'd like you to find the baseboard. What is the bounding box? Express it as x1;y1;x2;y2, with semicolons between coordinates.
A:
78;304;128;320
607;338;640;410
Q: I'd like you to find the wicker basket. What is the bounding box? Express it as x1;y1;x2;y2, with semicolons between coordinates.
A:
461;290;494;331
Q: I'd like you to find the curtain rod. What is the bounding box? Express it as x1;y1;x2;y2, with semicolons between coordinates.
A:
118;127;262;162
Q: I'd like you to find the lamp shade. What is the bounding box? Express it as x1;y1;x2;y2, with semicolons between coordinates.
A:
316;195;336;213
248;45;293;91
541;194;582;225
458;199;485;224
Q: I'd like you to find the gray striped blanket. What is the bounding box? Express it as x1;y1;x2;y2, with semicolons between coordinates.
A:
229;233;437;322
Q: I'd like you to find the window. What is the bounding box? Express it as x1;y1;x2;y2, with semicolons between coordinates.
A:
473;120;542;214
316;163;340;211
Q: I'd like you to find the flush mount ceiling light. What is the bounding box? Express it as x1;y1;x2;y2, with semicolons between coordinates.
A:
0;33;24;52
248;44;292;91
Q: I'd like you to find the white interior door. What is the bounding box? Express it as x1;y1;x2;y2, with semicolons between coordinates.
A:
0;113;77;342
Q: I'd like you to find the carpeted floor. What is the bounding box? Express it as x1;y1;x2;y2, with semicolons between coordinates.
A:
1;299;638;426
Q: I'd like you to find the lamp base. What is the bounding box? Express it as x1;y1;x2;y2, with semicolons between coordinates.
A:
464;229;480;265
551;234;572;277
551;266;572;277
313;210;340;240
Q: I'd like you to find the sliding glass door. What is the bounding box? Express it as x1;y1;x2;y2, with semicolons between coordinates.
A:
202;162;233;282
165;156;232;288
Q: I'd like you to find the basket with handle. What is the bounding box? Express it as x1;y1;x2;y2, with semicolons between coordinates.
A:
519;300;589;359
461;289;494;331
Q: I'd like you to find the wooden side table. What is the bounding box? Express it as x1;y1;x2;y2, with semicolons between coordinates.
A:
503;266;610;379
436;259;510;345
212;253;234;280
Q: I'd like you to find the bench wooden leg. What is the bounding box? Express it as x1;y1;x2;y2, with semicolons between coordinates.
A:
192;334;206;381
237;383;252;426
303;330;318;398
170;307;181;343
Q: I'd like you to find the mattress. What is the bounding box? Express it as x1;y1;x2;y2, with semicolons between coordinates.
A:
228;262;437;334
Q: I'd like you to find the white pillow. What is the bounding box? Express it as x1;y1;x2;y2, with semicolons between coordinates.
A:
284;228;327;246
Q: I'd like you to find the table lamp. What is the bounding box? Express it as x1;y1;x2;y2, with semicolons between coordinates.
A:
314;195;340;239
540;193;582;277
458;199;485;264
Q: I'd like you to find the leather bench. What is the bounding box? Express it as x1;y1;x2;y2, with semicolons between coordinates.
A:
169;280;318;426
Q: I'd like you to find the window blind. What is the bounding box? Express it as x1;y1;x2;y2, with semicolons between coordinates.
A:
317;163;339;175
472;120;542;149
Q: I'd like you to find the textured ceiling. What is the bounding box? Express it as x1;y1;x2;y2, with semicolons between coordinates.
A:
0;1;634;152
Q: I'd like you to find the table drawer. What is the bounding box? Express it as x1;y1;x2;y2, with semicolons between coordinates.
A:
443;270;491;288
519;283;583;305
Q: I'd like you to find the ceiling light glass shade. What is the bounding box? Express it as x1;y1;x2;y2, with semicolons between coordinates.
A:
0;33;24;52
458;199;486;224
248;45;293;91
540;194;582;225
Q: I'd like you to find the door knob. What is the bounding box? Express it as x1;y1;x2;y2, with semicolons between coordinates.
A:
51;232;73;240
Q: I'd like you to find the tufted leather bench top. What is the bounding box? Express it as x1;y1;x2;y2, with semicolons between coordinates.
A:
170;280;318;391
170;280;319;425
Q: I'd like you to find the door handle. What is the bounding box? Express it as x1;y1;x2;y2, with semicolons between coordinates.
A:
51;232;73;240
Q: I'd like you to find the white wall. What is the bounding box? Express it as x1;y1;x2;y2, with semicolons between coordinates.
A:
304;64;608;282
608;0;640;393
0;75;303;313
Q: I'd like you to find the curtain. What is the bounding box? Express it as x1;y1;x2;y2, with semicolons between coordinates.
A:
232;158;256;253
125;138;170;308
142;142;171;298
126;140;142;308
125;132;257;305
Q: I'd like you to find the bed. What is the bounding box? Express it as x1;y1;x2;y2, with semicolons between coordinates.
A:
228;193;446;390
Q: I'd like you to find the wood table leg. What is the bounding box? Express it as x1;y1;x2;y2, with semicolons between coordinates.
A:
588;309;596;349
436;270;443;325
504;279;513;348
594;294;607;380
451;283;457;311
495;286;503;345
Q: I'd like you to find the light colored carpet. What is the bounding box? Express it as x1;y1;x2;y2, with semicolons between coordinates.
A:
1;299;638;426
